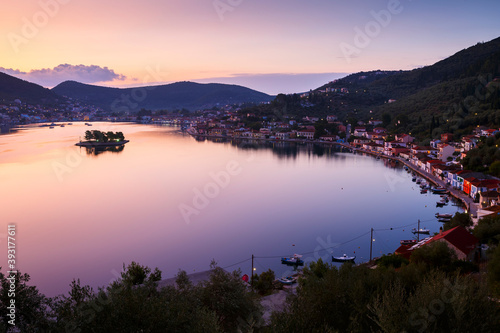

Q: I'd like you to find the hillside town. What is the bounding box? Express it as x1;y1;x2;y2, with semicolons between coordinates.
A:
0;98;107;129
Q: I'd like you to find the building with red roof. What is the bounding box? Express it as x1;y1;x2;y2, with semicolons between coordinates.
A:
395;226;478;261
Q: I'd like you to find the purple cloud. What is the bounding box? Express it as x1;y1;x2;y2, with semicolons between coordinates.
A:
0;64;127;87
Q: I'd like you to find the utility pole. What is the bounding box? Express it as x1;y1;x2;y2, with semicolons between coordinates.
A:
251;254;254;291
417;219;420;242
369;228;373;262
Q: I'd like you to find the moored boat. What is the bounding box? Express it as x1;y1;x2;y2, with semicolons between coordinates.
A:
281;254;304;266
436;213;453;218
438;218;451;223
436;200;447;207
412;228;430;235
332;254;356;263
432;187;448;194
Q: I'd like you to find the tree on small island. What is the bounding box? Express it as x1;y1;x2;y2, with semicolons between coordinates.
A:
84;130;125;142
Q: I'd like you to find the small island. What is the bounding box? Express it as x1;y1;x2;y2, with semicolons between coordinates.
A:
76;130;129;147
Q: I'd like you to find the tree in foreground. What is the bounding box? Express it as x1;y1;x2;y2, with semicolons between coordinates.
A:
51;261;264;332
0;270;52;332
269;259;500;333
200;261;263;332
252;269;275;295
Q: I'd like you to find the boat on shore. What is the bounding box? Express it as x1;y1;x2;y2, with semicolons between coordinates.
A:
412;228;430;235
281;254;304;266
400;239;417;246
277;276;297;285
332;254;356;263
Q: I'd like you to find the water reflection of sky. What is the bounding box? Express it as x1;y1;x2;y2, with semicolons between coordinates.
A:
0;123;463;296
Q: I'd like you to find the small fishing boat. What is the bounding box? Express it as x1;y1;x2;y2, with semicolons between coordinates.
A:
400;239;417;246
416;178;422;184
436;200;447;207
438;218;451;223
281;254;304;266
332;254;356;263
412;176;417;182
436;213;453;219
277;276;297;285
412;228;430;235
432;187;448;194
420;189;428;194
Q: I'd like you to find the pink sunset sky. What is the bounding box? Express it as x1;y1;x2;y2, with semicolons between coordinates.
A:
1;0;500;94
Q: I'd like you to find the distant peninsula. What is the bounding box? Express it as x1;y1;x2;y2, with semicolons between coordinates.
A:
76;130;129;147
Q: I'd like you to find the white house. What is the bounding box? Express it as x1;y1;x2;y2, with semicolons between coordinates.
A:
326;115;338;122
276;131;291;140
438;144;456;162
296;129;315;139
354;127;366;136
396;134;414;144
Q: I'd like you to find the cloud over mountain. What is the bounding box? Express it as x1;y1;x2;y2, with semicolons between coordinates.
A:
0;64;126;87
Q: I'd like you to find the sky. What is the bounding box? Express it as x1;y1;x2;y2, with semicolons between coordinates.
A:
1;0;500;94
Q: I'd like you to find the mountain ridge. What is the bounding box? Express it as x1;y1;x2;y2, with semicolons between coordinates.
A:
0;72;62;105
52;80;274;111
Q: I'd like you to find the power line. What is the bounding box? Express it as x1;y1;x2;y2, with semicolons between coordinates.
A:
221;258;251;270
222;218;435;270
374;218;434;232
255;230;371;259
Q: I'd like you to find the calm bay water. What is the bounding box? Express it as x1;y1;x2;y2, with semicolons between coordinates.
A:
0;123;462;296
